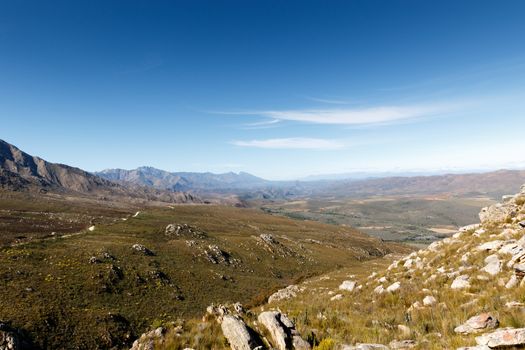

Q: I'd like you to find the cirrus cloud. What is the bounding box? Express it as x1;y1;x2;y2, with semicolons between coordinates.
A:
257;104;450;125
231;137;345;150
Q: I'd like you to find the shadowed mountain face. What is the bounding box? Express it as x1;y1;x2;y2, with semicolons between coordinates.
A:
0;140;197;203
0;139;119;193
96;167;270;192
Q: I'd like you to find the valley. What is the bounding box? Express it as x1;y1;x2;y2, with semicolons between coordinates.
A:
260;195;495;244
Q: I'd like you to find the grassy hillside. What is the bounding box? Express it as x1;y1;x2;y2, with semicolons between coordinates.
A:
155;186;525;350
0;199;404;349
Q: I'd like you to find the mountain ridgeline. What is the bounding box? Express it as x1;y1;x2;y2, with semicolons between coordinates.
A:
0;140;197;203
96;167;270;192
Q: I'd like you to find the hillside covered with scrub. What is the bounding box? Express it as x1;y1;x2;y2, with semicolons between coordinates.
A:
129;183;525;350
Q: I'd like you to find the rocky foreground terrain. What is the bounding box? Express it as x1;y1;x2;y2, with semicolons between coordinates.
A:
120;183;525;349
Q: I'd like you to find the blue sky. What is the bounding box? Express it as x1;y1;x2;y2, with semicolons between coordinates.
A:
1;0;525;179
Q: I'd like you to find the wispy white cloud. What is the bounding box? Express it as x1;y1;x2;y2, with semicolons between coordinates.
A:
255;104;452;125
301;96;351;105
232;137;345;150
216;103;458;126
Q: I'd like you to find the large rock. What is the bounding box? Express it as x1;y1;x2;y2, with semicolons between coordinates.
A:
257;311;310;350
475;327;525;347
130;327;165;350
339;280;357;292
454;313;499;334
220;315;261;350
479;203;512;224
482;255;502;276
476;241;505;252
386;281;401;293
451;275;470;290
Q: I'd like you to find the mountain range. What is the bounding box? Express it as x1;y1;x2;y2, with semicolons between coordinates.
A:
3;138;525;203
0;139;197;203
95;167;270;192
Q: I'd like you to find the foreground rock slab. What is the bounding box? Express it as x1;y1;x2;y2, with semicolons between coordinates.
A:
454;313;499;334
221;315;261;350
257;311;310;350
475;327;525;347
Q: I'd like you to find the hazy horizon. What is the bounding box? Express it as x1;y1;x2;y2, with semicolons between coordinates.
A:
2;1;525;179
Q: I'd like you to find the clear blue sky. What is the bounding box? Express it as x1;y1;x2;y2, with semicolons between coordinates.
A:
1;0;525;179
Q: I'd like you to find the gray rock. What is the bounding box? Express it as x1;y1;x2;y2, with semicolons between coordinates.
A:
130;327;165;350
482;255;502;276
257;311;310;350
221;315;261;350
339;280;357;291
475;327;525;347
386;281;401;293
451;275;470;290
268;285;304;303
454;313;499;334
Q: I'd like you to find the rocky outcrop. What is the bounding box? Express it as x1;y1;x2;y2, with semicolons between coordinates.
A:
268;285;305;303
165;224;206;239
130;327;165;350
454;313;499;334
220;315;261;350
257;311;310;350
475;327;525;347
204;245;240;266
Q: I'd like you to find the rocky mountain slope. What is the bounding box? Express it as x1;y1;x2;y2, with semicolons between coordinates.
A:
148;183;525;349
96;167;270;192
0;140;197;203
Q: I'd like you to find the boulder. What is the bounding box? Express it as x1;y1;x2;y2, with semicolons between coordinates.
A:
220;315;261;350
479;203;511;224
475;327;525;347
374;285;385;294
482;255;502;276
451;275;470;290
339;280;357;292
130;327;165;350
423;295;437;306
331;294;343;301
454;313;499;334
476;240;505;252
387;282;401;293
257;311;310;350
